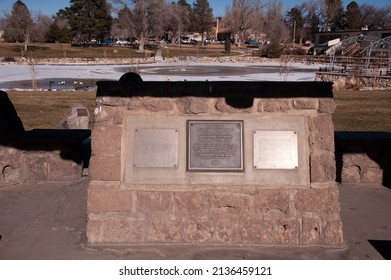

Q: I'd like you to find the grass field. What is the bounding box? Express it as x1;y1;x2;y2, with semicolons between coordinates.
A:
333;90;391;132
0;43;236;59
7;90;96;130
6;89;391;132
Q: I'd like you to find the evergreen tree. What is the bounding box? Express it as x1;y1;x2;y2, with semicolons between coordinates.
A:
64;0;112;42
4;0;33;52
286;7;304;44
346;1;362;30
45;21;72;43
190;0;214;43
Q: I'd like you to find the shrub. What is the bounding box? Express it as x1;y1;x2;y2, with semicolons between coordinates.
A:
2;57;16;62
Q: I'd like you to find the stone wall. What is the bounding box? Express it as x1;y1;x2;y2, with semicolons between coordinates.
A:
1;129;91;186
316;72;391;90
87;81;343;246
0;90;91;186
336;132;391;187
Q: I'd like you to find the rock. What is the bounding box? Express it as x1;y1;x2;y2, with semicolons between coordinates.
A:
59;105;90;129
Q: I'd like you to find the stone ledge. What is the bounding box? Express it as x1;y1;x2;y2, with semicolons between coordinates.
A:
1;129;90;186
335;132;391;187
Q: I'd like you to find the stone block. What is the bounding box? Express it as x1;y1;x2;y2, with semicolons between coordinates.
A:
91;125;121;156
88;187;133;212
363;167;383;184
127;97;143;111
25;153;80;182
341;165;361;183
97;96;127;107
0;150;23;185
103;220;145;243
89;155;121;181
237;218;274;244
274;219;300;245
0;164;22;185
261;99;292;112
128;97;174;112
310;153;336;183
310;115;335;152
150;219;182;241
254;190;291;214
300;218;321;245
143;98;174;112
183;220;214;243
216;219;236;242
209;193;250;214
25;155;50;181
292;99;318;110
137;191;171;213
318;99;336;114
295;187;341;216
177;97;209;114
86;220;103;243
173;192;204;212
342;153;380;167
323;219;344;245
113;111;124;125
94;105;113;124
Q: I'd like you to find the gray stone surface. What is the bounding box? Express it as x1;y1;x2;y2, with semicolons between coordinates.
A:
59;105;90;129
0;179;389;259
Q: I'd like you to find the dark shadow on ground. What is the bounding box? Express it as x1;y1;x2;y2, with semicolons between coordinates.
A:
368;240;391;260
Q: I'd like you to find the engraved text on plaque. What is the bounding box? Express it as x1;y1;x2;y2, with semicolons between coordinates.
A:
187;120;244;171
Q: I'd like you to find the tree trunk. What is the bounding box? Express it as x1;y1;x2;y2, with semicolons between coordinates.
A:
23;33;30;54
138;35;145;53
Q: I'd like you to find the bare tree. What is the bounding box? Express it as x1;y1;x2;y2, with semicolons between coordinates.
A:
113;0;169;52
165;0;191;44
224;0;264;47
264;0;288;42
319;0;344;31
31;13;53;43
147;0;171;40
302;1;320;41
361;4;391;29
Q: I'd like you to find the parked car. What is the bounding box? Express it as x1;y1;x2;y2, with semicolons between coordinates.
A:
116;39;130;46
246;40;260;47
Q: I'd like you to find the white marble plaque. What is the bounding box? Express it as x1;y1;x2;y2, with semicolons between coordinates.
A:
133;128;178;168
253;131;298;169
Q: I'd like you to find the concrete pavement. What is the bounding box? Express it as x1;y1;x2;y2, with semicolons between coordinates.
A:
0;178;390;260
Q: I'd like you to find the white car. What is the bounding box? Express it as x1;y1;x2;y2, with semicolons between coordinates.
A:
116;39;129;46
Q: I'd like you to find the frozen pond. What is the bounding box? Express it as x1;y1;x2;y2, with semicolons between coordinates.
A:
0;61;322;90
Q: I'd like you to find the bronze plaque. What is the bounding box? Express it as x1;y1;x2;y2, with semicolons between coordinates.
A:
187;120;244;171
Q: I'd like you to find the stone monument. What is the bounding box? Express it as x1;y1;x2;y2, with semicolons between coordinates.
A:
87;77;343;246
